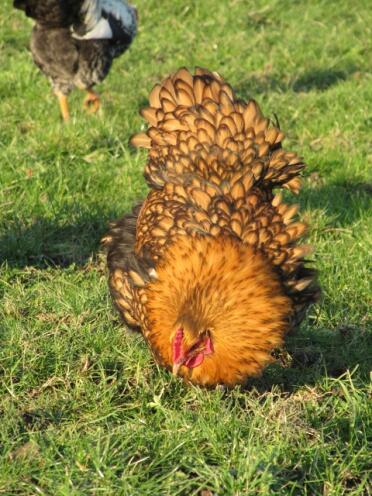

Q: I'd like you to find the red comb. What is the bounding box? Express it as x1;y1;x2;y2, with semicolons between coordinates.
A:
172;328;184;363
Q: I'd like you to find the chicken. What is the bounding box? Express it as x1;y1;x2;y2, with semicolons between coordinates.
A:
104;67;319;387
13;0;137;121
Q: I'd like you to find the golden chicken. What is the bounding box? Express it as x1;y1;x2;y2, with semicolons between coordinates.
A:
104;67;319;386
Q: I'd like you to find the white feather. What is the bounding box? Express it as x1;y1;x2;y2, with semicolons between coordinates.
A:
74;17;113;40
72;0;137;40
79;0;101;33
101;0;137;34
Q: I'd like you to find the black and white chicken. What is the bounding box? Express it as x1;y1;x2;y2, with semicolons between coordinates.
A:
14;0;137;120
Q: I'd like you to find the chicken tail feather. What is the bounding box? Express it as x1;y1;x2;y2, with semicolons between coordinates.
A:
131;67;304;194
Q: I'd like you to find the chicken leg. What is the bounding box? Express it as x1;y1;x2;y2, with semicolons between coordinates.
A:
83;89;101;114
56;92;70;122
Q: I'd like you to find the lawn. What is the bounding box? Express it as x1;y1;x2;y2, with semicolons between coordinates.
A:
0;0;371;494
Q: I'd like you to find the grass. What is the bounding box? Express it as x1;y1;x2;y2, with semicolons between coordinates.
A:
0;0;371;494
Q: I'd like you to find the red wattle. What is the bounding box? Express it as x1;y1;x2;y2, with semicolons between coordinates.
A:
185;352;205;369
204;336;213;355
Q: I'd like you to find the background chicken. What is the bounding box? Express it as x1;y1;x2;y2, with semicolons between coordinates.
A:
104;67;319;387
13;0;137;121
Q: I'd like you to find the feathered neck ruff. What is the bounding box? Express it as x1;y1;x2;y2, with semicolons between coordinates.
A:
144;235;293;386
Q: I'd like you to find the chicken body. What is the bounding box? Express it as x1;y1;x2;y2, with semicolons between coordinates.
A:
104;68;319;386
14;0;137;120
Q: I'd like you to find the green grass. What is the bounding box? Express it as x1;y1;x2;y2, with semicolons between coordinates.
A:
1;0;371;494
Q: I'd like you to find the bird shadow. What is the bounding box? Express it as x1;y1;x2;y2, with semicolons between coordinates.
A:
292;68;352;93
299;177;372;227
235;66;358;96
0;209;120;270
246;322;371;392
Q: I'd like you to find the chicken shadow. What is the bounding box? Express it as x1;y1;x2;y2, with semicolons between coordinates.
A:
0;209;122;269
299;177;372;227
246;321;371;393
292;68;352;93
235;66;358;96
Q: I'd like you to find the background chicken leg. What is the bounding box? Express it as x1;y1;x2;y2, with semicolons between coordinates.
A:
56;92;70;122
83;89;101;114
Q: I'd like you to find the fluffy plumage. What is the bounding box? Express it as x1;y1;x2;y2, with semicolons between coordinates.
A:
104;67;319;386
14;0;137;120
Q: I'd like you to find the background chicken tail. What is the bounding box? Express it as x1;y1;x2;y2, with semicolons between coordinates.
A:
72;0;137;41
72;0;101;36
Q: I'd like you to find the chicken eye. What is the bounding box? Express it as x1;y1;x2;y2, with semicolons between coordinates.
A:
188;341;202;353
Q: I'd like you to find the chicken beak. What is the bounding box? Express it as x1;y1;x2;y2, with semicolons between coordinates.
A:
172;362;182;376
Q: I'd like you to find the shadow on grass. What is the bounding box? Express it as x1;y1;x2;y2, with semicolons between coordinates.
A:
0;210;120;269
235;66;358;96
300;178;372;227
292;68;352;92
248;323;371;392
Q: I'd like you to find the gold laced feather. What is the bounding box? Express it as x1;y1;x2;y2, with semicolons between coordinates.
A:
106;68;319;386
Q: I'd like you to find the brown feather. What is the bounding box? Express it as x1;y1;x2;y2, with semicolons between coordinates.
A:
105;68;319;387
